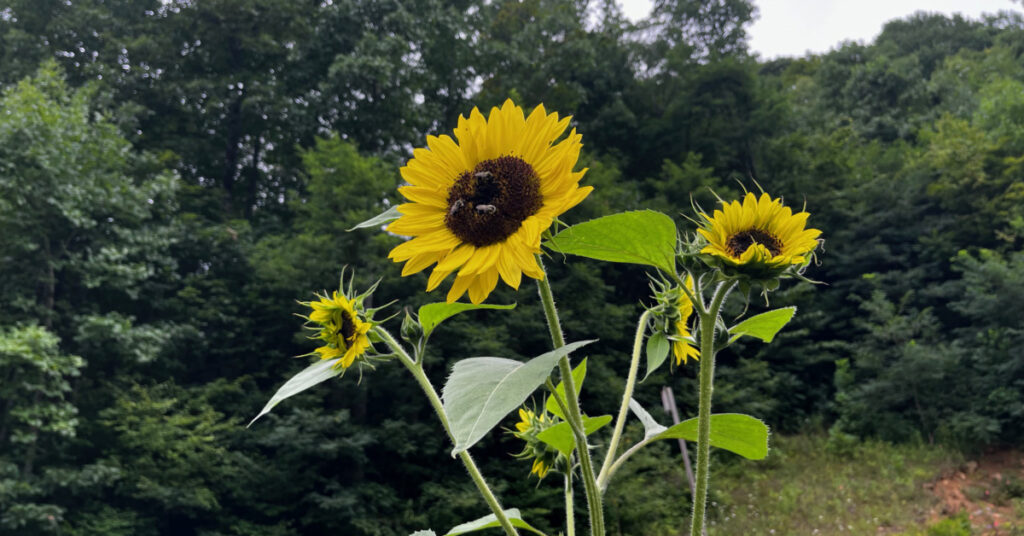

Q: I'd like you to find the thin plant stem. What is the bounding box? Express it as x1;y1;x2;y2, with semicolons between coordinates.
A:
596;309;652;489
375;327;519;536
564;469;576;536
600;437;651;488
535;255;605;536
688;281;735;536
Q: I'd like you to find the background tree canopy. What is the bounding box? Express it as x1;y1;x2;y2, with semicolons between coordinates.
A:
1;1;1023;534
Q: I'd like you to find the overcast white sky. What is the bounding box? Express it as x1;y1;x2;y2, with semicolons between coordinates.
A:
617;0;1021;59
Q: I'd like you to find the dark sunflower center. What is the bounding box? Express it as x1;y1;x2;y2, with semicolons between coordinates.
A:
338;310;356;344
444;156;544;247
726;229;783;258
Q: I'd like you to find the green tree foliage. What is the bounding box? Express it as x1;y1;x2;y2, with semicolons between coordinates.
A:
3;2;1024;534
0;326;83;533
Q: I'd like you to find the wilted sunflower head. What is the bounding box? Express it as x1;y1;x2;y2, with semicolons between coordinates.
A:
697;192;821;280
387;99;592;304
304;290;373;369
511;407;561;479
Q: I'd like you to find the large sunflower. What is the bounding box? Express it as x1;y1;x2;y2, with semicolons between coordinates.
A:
387;99;592;303
306;291;372;369
698;192;821;273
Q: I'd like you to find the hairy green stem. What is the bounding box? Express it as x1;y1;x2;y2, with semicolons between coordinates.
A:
535;256;605;536
565;468;576;536
596;309;652;489
375;327;519;536
689;281;735;536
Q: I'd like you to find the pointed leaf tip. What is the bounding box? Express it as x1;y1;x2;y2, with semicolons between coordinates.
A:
348;204;401;231
249;358;343;426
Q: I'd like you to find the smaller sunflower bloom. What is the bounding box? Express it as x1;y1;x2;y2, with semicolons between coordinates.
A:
698;192;821;280
672;279;700;365
306;291;373;369
512;407;560;480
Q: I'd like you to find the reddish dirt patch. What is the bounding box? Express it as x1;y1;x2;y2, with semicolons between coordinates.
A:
925;450;1024;534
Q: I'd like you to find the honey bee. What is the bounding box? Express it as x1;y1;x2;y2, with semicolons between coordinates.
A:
449;199;465;215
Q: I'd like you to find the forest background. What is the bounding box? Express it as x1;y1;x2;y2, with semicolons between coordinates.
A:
1;1;1023;534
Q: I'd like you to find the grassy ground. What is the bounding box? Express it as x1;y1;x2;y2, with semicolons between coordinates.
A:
705;433;976;535
605;432;1024;535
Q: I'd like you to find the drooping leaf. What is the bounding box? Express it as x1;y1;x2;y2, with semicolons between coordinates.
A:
628;399;667;439
250;358;343;426
643;331;671;381
418;302;516;337
545;357;587;419
443;340;596;455
536;415;613;455
728;307;797;344
444;508;547;536
347;204;401;231
654;413;770;460
544;210;678;273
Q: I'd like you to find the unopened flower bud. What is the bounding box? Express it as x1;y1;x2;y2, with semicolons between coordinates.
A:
401;308;423;343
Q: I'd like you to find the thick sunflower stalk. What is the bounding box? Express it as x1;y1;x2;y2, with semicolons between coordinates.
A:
252;99;822;536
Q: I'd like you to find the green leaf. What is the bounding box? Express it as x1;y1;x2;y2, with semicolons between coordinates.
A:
418;302;516;337
444;508;547;536
410;531;437;536
347;204;401;231
642;331;671;382
654;414;770;460
536;415;613;456
728;307;797;344
544;210;678;273
443;340;596;455
628;399;667;439
249;358;343;426
545;357;587;419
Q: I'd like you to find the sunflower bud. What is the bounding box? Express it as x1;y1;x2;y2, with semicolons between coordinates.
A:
511;408;564;479
400;308;423;343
